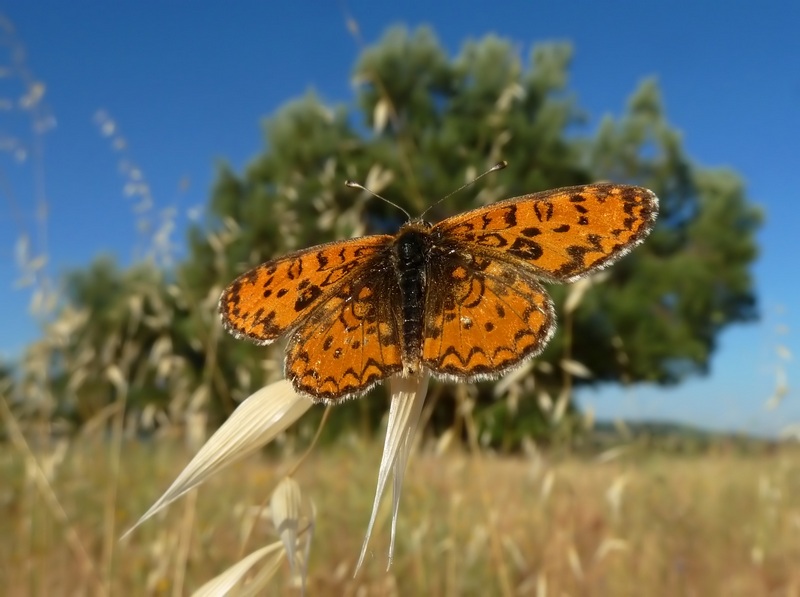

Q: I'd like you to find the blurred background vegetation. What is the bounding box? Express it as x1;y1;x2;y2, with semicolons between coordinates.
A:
4;27;761;445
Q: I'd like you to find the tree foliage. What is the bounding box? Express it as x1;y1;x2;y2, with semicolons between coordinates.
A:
29;27;761;439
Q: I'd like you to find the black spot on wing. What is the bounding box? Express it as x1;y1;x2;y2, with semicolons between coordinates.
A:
533;201;554;222
508;237;543;261
294;284;322;311
502;205;517;227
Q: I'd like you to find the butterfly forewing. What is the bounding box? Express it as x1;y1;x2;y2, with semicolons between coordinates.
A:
219;235;393;344
433;183;658;282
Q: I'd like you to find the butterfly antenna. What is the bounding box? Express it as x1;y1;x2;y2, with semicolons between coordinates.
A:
344;180;412;220
420;160;508;220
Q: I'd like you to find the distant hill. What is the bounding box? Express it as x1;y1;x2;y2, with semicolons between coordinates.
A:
576;419;783;456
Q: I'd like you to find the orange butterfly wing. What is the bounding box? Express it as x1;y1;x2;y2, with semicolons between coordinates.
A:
433;183;659;282
420;183;658;379
219;235;392;344
284;266;404;401
421;251;555;380
219;235;405;403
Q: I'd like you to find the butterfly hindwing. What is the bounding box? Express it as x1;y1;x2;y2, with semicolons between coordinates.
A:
421;240;555;380
285;258;404;401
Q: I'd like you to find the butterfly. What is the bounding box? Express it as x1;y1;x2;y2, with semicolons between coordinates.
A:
219;181;658;403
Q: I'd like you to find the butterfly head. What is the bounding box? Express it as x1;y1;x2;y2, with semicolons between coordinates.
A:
399;218;433;232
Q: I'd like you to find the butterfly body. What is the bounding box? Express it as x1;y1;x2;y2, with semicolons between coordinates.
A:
220;183;658;403
391;221;433;375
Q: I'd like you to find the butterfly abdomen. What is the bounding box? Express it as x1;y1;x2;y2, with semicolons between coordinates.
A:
392;224;432;373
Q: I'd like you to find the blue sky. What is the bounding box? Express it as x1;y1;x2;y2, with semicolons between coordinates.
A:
0;2;797;435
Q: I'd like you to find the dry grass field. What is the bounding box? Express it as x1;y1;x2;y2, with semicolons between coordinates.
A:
2;433;799;596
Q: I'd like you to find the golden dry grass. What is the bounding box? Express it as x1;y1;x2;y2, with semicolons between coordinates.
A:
1;435;799;596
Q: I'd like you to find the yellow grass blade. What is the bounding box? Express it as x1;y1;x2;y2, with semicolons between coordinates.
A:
191;543;285;597
355;371;430;574
270;476;313;590
123;380;311;538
